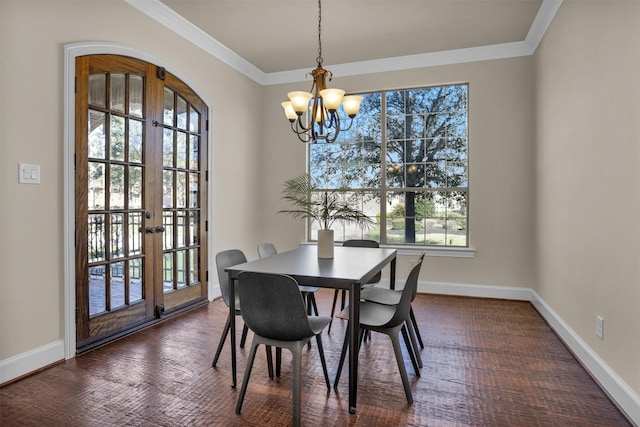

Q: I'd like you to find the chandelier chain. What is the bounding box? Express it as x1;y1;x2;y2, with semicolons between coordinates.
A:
316;0;323;65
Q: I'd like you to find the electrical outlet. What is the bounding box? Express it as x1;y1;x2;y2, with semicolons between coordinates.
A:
596;316;604;339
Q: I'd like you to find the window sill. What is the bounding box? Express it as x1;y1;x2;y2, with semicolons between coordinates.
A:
301;242;475;258
386;245;475;258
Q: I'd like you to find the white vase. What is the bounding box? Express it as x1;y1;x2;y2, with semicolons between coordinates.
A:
317;229;334;258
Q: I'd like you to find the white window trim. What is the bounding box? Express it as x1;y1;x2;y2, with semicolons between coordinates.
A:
300;241;475;258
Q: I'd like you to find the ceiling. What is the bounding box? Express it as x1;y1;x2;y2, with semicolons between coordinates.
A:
128;0;561;84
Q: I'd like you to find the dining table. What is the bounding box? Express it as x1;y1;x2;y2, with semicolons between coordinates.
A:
225;244;397;414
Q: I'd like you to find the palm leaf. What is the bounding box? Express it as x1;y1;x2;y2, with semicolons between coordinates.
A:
278;173;374;230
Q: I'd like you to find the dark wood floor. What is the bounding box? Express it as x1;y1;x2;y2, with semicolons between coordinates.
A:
0;290;631;426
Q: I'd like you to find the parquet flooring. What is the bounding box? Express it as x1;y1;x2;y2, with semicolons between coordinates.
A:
0;290;631;426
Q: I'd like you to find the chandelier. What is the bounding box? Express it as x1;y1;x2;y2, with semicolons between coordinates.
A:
281;0;363;143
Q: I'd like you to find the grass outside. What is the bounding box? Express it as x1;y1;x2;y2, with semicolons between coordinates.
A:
360;224;467;246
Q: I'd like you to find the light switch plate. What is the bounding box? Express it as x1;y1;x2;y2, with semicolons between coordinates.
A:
19;163;40;184
596;315;604;339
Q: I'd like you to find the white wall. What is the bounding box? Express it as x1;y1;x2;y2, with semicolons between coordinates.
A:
534;0;640;395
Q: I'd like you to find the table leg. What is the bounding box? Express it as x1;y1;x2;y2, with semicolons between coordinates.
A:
348;282;360;414
228;271;237;388
390;257;397;290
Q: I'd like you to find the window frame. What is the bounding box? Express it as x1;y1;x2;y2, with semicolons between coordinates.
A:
307;83;472;255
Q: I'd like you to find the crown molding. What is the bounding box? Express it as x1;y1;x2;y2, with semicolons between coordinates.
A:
525;0;563;51
264;41;534;85
124;0;267;85
125;0;562;86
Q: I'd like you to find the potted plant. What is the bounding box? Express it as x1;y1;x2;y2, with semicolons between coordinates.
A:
279;173;374;258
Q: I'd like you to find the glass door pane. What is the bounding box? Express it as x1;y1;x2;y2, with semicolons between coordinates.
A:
160;87;204;298
86;71;146;317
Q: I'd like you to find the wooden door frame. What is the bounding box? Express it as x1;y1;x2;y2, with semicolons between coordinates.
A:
63;42;216;359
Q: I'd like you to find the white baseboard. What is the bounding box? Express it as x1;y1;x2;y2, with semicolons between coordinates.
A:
529;290;640;426
209;283;221;301
419;280;532;301
0;340;64;385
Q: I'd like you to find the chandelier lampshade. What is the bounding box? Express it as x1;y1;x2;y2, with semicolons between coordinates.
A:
281;0;362;143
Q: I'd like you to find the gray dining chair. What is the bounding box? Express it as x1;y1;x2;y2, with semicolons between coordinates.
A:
327;239;381;334
257;242;320;316
212;249;275;377
360;253;426;367
333;252;425;404
257;242;321;373
235;271;331;427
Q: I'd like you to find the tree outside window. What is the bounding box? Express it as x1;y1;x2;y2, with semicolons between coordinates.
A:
309;84;468;246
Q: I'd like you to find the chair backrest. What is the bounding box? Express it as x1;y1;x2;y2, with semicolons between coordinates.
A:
343;239;381;283
238;271;315;341
215;249;247;308
410;252;426;302
386;252;425;328
257;242;277;259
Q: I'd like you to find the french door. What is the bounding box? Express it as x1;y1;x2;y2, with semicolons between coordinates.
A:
75;55;208;351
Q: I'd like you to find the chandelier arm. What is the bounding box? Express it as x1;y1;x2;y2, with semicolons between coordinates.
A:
311;114;339;143
324;123;338;143
326;114;340;143
293;116;313;134
291;121;312;143
327;110;339;129
340;116;356;132
298;132;312;143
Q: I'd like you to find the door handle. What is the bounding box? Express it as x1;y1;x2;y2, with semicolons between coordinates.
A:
145;227;156;234
155;226;165;233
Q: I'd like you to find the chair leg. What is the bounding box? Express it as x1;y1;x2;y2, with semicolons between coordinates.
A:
333;322;350;389
340;289;346;310
406;318;423;368
401;323;420;377
304;293;313;349
390;330;413;404
235;338;259;414
363;327;371;342
240;324;249;348
303;292;311;315
410;307;424;349
266;345;274;379
292;343;303;427
276;347;282;377
315;334;331;389
327;290;340;334
212;312;231;367
309;293;319;316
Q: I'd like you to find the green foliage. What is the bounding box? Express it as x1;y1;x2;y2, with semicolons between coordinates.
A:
279;173;374;231
447;211;467;230
390;218;422;231
391;218;404;230
390;204;405;217
390;199;436;220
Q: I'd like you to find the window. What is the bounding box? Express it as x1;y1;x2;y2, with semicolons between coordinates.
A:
309;84;468;247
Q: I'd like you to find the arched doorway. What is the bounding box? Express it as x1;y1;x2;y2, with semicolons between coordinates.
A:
74;54;209;352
